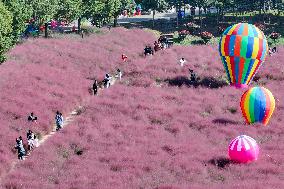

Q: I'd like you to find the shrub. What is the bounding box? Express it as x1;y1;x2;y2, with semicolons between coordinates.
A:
184;22;200;32
81;26;103;35
178;30;190;40
200;31;213;44
217;26;226;34
0;2;13;63
254;23;265;31
270;32;281;40
227;107;237;114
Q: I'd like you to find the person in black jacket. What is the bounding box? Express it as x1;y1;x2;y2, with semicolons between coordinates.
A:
189;69;197;82
28;112;37;122
144;46;154;56
15;138;26;160
93;80;98;95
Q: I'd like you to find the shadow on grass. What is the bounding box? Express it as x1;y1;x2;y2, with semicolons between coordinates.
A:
165;76;228;89
212;118;239;125
208;157;232;169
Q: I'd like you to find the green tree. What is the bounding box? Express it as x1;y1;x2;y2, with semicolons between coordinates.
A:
55;0;82;23
106;0;132;27
142;0;168;27
88;0;106;27
3;0;32;43
213;0;233;23
0;2;13;63
187;0;214;28
28;0;59;37
28;0;59;24
79;0;106;28
166;0;188;28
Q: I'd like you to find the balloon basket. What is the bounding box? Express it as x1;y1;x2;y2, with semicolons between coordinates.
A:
231;83;248;89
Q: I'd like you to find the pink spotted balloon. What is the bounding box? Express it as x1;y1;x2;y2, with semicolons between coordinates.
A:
228;135;259;163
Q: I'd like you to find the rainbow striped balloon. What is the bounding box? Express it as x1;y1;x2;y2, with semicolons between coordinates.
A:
240;87;275;125
219;23;268;88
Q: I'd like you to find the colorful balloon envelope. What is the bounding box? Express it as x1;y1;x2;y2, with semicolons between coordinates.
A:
240;87;275;125
219;23;268;88
229;135;259;163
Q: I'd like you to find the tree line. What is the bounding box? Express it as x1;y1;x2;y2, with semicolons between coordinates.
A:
0;0;283;62
0;0;132;62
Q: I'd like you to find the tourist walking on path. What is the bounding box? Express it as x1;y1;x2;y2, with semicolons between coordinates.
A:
116;69;122;80
27;130;35;151
55;111;64;131
33;135;39;147
15;138;26;160
28;112;37;122
93;80;98;95
104;74;112;88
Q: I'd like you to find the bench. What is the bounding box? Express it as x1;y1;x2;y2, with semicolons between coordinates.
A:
161;34;174;46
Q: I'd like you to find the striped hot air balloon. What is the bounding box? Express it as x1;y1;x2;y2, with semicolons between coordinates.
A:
228;135;259;163
219;23;268;88
240;87;275;125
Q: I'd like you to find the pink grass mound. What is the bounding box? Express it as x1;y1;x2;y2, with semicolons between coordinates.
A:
228;135;259;163
0;29;283;189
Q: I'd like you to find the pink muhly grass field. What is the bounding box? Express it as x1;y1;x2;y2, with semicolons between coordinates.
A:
0;28;283;189
0;27;155;178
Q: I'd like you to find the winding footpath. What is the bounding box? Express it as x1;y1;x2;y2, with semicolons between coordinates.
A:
0;42;168;185
0;75;118;185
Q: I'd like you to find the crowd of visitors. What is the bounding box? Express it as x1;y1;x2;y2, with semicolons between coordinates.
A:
15;110;65;160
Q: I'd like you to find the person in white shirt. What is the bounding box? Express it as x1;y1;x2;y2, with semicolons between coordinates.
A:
104;74;112;88
33;135;39;147
27;130;35;150
28;137;34;151
116;69;122;80
179;57;186;67
59;113;64;128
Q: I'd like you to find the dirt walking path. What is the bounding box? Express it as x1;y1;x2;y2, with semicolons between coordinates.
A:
0;75;119;185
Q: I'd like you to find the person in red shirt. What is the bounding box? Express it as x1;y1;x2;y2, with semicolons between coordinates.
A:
72;25;76;32
122;54;128;62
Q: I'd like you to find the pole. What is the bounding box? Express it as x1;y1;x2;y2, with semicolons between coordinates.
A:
44;23;48;38
152;9;155;28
